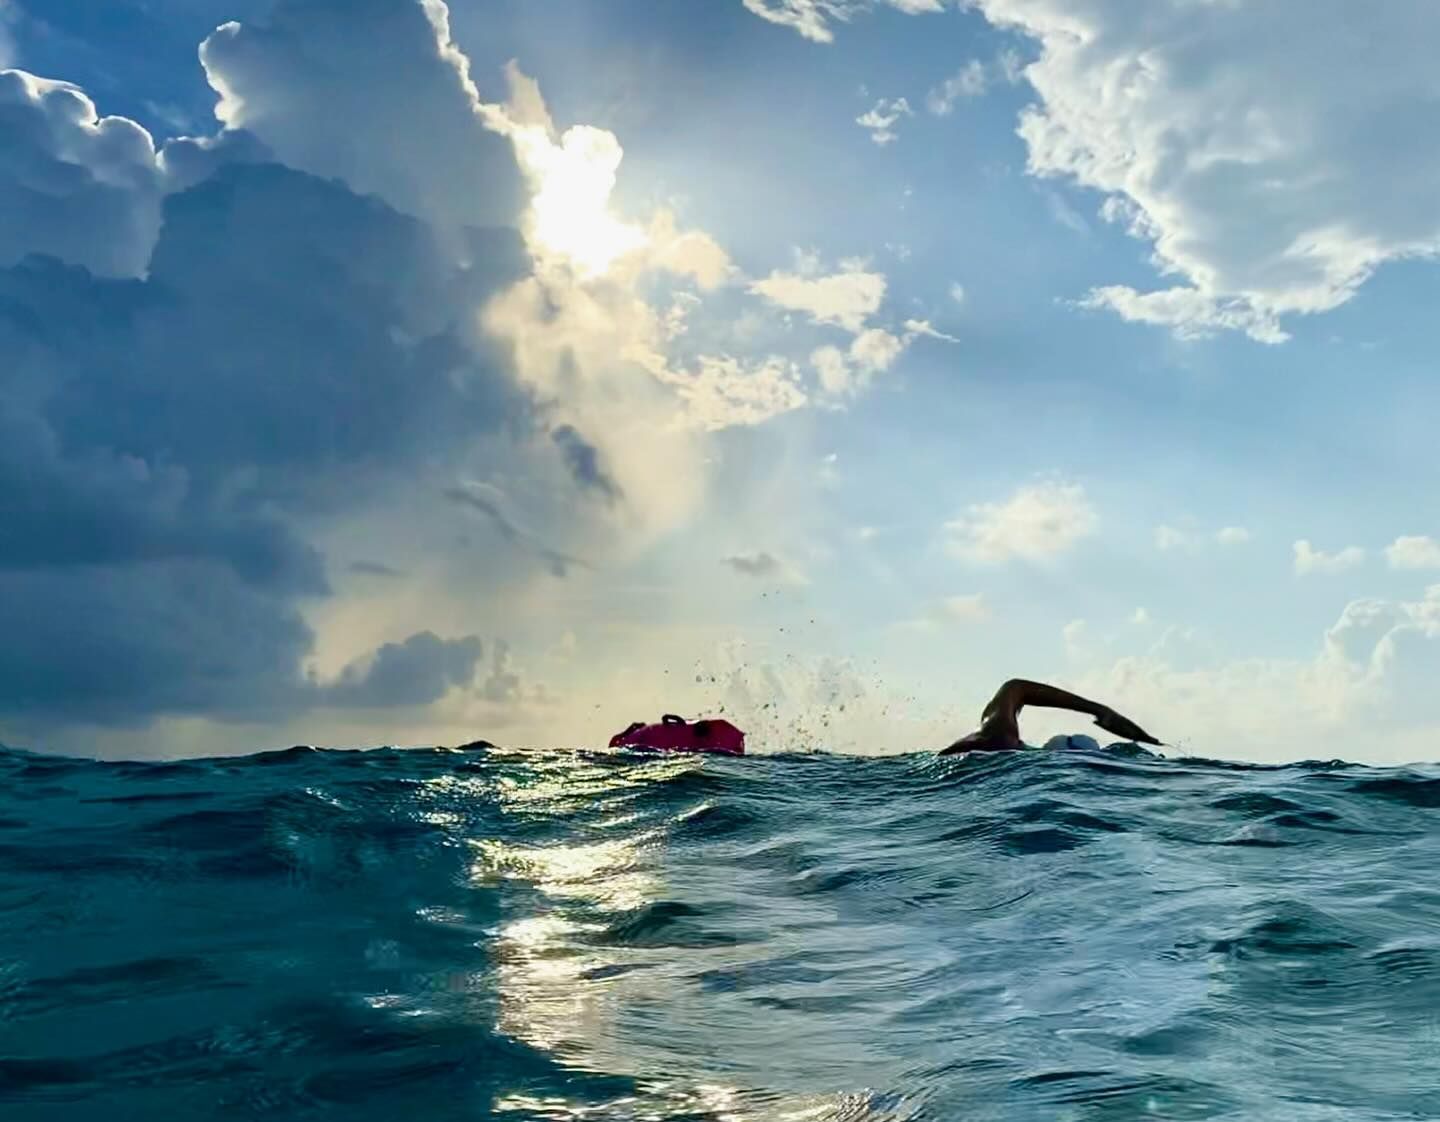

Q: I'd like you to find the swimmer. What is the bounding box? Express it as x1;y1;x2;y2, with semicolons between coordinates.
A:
940;678;1159;755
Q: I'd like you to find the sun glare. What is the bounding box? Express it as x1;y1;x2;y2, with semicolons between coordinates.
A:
512;124;647;276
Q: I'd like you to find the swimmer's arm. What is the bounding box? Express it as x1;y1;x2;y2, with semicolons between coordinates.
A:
984;679;1105;722
986;679;1161;745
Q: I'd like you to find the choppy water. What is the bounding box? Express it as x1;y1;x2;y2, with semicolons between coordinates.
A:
3;742;1440;1121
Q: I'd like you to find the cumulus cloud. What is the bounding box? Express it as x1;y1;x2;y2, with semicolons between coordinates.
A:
0;155;524;735
198;0;523;230
0;70;164;276
856;97;912;145
741;0;943;43
0;0;904;750
1385;535;1440;571
973;0;1440;341
809;320;946;400
945;481;1097;564
1293;540;1366;576
749;261;887;332
1216;526;1251;546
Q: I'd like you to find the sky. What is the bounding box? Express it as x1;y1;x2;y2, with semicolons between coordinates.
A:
5;0;1440;763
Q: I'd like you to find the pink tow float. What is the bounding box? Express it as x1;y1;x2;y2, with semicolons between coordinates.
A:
609;714;746;756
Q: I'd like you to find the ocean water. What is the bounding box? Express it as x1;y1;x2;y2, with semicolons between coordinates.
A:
2;742;1440;1121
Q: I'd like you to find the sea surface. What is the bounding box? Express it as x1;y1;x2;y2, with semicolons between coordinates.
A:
2;742;1440;1121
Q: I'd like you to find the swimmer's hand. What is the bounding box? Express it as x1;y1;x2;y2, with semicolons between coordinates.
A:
1093;707;1161;746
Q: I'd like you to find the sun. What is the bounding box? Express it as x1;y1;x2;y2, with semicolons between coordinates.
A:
510;123;646;276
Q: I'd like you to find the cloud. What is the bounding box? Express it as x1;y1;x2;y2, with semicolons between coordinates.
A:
326;631;482;708
0;130;525;734
749;262;887;331
1385;535;1440;571
1069;585;1440;762
0;70;164;276
927;60;988;115
646;210;733;290
903;318;958;342
810;320;946;400
1216;526;1251;546
720;551;809;586
198;0;523;230
945;480;1098;563
551;424;622;505
856;97;912;145
949;282;966;305
974;0;1440;341
1293;539;1366;576
741;0;944;43
722;551;783;577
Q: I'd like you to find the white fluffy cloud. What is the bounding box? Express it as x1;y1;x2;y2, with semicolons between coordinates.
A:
199;0;523;230
945;480;1097;563
1385;535;1440;571
1293;540;1366;576
975;0;1440;341
749;261;887;331
1216;526;1251;546
809;320;948;400
0;70;164;276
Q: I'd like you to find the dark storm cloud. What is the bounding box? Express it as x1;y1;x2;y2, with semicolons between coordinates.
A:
0;0;555;739
0;160;525;728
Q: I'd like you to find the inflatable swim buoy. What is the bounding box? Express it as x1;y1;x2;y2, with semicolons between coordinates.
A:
609;715;745;756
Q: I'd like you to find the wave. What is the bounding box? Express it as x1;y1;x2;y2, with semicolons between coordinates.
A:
2;743;1439;1120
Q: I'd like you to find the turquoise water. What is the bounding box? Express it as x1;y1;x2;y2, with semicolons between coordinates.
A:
2;742;1439;1120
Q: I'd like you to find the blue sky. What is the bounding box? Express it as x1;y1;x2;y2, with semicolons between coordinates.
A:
5;0;1440;761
